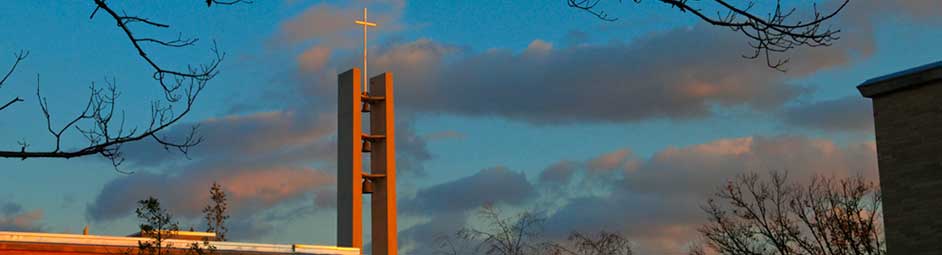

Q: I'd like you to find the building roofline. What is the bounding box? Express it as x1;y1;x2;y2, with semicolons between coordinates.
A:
0;231;359;255
858;60;942;98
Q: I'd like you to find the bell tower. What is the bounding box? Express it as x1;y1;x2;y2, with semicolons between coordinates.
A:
337;68;397;255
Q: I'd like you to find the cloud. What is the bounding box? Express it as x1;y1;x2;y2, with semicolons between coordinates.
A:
538;160;578;185
422;130;465;141
99;106;435;241
274;0;406;53
399;211;469;255
624;136;878;197
86;166;334;222
396;122;434;177
121;111;335;167
401;167;536;215
398;135;878;254
543;135;878;254
783;96;874;132
298;46;332;73
301;25;856;125
285;0;942;128
398;166;538;254
0;202;43;232
586;149;631;172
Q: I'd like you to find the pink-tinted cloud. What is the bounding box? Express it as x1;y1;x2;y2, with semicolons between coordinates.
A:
625;136;878;197
298;46;332;73
401;135;878;254
544;135;878;254
86;166;334;222
276;2;398;47
0;202;43;232
538;160;578;185
302;26;830;125
586;149;631;172
121;111;335;167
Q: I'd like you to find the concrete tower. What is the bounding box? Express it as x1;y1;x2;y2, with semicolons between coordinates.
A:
338;68;397;255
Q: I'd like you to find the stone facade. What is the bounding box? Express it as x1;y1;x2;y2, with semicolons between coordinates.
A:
858;61;942;255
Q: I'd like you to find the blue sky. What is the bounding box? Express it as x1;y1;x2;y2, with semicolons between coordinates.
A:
1;1;940;254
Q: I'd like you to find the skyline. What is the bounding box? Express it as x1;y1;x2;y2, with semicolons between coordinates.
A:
1;1;940;254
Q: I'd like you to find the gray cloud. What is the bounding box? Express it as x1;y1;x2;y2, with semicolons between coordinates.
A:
399;212;470;255
544;135;878;253
784;96;873;132
274;1;405;50
98;107;435;241
120;111;336;167
398;166;538;254
402;166;536;215
398;135;878;254
0;202;43;232
538;160;578;185
86;166;335;222
284;0;942;128
302;25;853;125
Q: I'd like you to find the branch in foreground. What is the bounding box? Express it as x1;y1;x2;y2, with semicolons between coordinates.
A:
0;1;245;168
569;0;850;71
0;74;207;171
0;50;29;112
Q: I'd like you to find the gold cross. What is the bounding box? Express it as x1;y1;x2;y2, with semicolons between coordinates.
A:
355;8;377;93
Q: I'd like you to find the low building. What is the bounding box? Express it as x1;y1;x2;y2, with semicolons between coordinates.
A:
857;60;942;255
0;231;359;255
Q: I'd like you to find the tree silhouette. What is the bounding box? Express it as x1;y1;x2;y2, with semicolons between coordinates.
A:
697;172;885;255
202;182;229;241
134;197;181;255
568;0;850;71
0;0;248;171
438;205;633;255
133;196;220;255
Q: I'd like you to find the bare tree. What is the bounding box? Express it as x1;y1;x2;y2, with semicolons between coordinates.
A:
0;0;248;171
439;204;633;255
448;204;546;255
546;231;633;255
568;0;850;71
698;172;885;255
202;182;229;241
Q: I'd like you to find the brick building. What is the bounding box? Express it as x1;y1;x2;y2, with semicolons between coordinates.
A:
857;61;942;255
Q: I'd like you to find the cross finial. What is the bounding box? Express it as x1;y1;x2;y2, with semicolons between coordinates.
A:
355;8;377;93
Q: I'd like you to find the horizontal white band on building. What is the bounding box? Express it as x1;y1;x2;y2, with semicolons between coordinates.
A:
0;231;359;255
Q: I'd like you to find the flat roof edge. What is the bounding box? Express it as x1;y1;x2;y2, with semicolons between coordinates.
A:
858;60;942;98
0;231;358;255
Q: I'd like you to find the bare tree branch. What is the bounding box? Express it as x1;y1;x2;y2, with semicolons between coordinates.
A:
92;0;222;102
0;50;28;88
0;1;245;170
206;0;252;7
0;50;29;112
0;97;23;112
569;0;850;71
697;172;885;255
